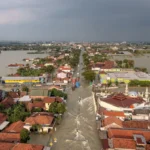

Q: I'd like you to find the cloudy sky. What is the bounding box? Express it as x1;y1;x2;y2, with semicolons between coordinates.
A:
0;0;150;42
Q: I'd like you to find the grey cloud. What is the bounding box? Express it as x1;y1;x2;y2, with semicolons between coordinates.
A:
0;0;150;41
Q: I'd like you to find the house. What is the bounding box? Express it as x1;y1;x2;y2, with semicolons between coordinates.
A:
53;78;70;84
91;61;115;72
4;121;25;133
99;93;145;113
43;97;56;110
18;95;32;103
122;120;150;129
59;64;72;73
0;113;9;131
26;101;45;111
132;108;150;120
108;128;150;150
48;85;63;91
12;143;45;150
100;117;123;131
0;133;20;143
0;97;15;108
29;96;63;111
24;113;55;133
57;72;67;79
0;142;15;150
98;109;125;120
0;142;50;150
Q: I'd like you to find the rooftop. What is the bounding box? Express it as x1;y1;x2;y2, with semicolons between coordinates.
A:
4;121;25;133
112;138;136;149
123;120;150;129
12;143;44;150
25;113;54;125
102;117;123;127
101;93;144;108
108;128;150;141
102;110;125;117
0;133;20;142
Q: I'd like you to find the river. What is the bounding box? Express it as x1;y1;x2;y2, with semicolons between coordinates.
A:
0;50;48;76
112;54;150;72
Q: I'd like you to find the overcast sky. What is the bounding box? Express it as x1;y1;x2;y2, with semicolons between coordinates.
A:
0;0;150;42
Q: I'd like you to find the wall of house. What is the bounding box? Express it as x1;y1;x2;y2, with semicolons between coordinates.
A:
45;103;51;110
99;99;133;113
23;125;31;131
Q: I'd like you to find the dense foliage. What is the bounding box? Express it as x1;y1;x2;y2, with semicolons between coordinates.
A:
5;103;30;123
17;65;54;76
49;88;67;99
116;59;134;68
20;129;30;143
134;67;148;73
91;54;108;63
22;86;29;93
82;70;96;82
129;80;150;87
68;49;81;68
48;102;66;114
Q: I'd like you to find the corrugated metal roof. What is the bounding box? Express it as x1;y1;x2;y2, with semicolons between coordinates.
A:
0;121;9;130
1;76;40;80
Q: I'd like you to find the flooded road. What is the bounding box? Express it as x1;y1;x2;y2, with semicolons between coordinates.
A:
51;49;102;150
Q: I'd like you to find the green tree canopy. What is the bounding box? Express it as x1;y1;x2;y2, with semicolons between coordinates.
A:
6;103;30;123
49;102;66;114
82;70;96;82
49;88;67;99
20;129;30;143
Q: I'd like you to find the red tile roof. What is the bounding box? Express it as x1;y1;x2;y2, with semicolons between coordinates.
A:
0;133;20;142
102;93;144;108
0;142;15;150
56;97;63;103
8;92;20;98
26;101;45;111
108;128;150;141
146;144;150;150
25;114;54;125
12;143;44;150
93;61;114;69
123;120;150;129
1;97;15;108
0;113;7;124
103;117;123;127
103;110;125;117
43;97;56;103
112;138;136;149
4;121;25;133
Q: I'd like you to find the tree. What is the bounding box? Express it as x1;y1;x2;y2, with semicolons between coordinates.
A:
7;104;30;123
57;103;66;114
115;80;119;86
107;80;112;87
82;70;96;82
22;86;29;94
31;124;42;132
20;129;30;143
0;104;4;112
49;102;66;114
49;88;67;99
